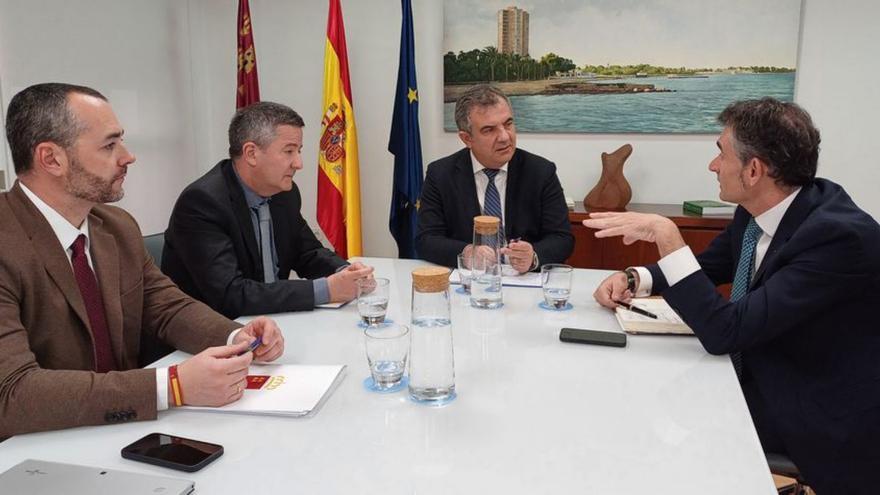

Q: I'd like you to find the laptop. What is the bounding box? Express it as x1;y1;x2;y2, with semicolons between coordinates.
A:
0;459;194;495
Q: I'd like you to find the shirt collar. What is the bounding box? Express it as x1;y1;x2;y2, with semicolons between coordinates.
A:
471;151;508;176
19;182;90;252
754;187;801;238
231;163;271;209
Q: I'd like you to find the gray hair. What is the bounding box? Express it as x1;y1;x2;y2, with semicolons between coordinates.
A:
5;83;107;174
228;101;305;158
453;84;511;133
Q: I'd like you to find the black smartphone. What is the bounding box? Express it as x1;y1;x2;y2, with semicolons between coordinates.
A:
560;328;627;348
121;433;223;472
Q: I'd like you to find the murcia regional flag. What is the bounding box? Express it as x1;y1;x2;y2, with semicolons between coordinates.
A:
317;0;362;258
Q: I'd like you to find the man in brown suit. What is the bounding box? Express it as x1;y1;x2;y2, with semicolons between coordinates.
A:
0;83;285;437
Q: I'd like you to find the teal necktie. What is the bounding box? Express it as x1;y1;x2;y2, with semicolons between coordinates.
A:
730;217;762;378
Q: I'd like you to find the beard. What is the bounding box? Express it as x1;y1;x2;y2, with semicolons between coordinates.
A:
64;154;125;203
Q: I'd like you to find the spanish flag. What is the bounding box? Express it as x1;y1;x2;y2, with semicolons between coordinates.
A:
317;0;362;258
236;0;260;108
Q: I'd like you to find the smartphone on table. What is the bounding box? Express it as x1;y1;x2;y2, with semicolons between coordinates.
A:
121;433;223;472
559;327;627;348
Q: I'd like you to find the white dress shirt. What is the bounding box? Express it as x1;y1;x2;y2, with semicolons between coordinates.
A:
634;188;802;295
19;183;173;411
471;151;508;225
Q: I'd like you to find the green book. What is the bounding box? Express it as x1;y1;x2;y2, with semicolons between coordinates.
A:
683;200;736;215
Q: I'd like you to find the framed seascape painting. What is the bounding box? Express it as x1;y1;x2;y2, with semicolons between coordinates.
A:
443;0;803;134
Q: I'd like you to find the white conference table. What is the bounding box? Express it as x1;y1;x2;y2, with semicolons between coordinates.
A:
0;257;776;494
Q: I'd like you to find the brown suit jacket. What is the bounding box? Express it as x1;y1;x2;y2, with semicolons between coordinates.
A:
0;182;240;437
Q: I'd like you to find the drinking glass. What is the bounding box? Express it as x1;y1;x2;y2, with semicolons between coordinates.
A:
541;264;573;309
357;277;389;326
364;323;410;391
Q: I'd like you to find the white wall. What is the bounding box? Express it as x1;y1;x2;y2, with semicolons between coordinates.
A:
1;0;878;255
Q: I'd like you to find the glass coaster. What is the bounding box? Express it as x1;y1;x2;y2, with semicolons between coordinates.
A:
539;301;573;311
363;375;408;394
409;390;457;407
357;318;394;329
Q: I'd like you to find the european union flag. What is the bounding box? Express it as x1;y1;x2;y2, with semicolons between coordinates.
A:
388;0;423;259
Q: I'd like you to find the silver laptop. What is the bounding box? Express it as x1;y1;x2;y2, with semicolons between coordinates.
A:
0;459;194;495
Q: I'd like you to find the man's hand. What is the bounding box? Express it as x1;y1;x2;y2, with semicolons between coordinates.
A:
501;240;535;273
327;263;374;303
594;271;634;309
461;244;497;268
233;316;285;362
174;341;253;407
583;212;686;257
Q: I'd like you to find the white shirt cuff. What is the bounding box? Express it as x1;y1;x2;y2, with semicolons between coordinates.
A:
632;266;653;297
156;367;169;411
657;245;701;287
227;328;242;345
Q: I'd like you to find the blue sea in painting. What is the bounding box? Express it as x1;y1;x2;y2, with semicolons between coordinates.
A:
443;72;795;134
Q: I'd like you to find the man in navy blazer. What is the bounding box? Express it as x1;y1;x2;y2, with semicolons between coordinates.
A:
585;98;880;493
416;85;573;271
162;102;373;318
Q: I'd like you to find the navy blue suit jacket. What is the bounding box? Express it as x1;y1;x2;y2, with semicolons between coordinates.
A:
162;160;347;318
416;147;574;268
648;179;880;492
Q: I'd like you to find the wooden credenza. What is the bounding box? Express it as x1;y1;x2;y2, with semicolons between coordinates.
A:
566;203;733;272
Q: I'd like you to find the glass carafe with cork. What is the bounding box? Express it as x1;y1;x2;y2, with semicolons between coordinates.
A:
469;215;504;309
408;266;456;405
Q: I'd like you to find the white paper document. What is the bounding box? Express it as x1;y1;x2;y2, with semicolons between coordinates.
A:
449;268;542;288
182;364;346;417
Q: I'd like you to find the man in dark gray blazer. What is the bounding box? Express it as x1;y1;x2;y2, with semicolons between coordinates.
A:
163;102;373;318
416;85;573;271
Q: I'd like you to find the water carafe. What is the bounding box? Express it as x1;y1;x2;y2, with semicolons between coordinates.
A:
408;266;456;405
469;215;503;309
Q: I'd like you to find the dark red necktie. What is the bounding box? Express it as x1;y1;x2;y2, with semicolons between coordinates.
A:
70;234;116;373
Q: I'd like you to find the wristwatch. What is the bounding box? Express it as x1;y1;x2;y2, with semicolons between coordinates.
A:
530;252;540;271
624;268;638;293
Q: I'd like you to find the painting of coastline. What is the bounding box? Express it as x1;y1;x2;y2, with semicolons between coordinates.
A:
443;0;802;134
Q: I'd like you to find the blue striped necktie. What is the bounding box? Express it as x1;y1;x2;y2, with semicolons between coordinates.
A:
730;217;762;379
483;168;503;233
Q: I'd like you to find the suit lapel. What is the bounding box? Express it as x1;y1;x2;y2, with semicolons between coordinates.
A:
503;149;522;238
8;183;91;336
221;161;261;269
751;185;814;288
455;150;482;221
89;213;125;368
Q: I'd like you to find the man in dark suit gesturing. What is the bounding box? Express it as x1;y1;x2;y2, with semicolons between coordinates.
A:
586;98;880;493
0;83;284;437
162;102;373;318
416;85;573;272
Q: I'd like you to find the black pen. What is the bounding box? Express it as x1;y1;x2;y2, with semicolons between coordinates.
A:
614;300;658;319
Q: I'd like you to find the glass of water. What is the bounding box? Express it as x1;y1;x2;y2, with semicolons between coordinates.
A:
457;252;472;294
541;264;573;310
364;323;410;392
357;277;389;326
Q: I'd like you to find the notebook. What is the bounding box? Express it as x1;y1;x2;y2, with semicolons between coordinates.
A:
614;298;694;335
182;364;346;417
0;459;194;495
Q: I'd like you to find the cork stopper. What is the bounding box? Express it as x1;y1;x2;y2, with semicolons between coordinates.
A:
412;266;450;293
474;215;500;235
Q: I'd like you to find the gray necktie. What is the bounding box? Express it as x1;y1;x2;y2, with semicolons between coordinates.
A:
257;202;276;283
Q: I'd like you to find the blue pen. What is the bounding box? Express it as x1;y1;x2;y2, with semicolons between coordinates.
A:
238;336;263;356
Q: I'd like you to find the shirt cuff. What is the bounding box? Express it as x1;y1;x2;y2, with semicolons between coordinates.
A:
631;266;654;297
156;367;169;411
313;277;330;306
657;245;701;287
226;328;241;345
